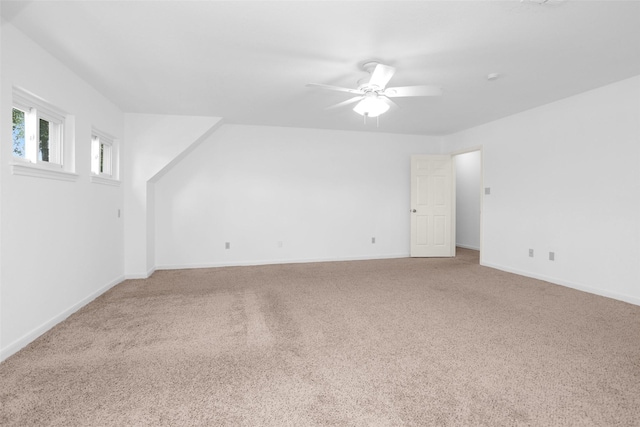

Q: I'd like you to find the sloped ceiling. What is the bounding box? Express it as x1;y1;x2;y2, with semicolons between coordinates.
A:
2;0;639;135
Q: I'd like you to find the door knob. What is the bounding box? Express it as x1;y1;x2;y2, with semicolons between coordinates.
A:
412;209;417;213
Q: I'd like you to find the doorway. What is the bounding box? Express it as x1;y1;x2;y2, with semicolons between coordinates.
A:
453;150;482;263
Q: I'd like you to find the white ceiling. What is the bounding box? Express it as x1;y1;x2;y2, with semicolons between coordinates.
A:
2;0;639;135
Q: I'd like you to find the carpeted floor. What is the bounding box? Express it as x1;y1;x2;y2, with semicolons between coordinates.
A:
1;249;639;426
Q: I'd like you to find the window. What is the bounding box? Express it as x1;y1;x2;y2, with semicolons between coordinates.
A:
12;108;25;157
12;87;66;167
91;128;119;185
91;133;112;176
11;87;76;181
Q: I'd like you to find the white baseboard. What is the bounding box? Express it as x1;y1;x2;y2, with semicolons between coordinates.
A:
456;243;480;251
156;253;411;271
124;273;148;279
481;261;640;307
0;275;125;362
124;265;156;280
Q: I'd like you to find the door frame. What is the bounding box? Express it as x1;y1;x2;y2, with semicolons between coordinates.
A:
450;146;484;265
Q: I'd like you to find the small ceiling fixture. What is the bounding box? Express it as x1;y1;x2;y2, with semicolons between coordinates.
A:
487;73;500;81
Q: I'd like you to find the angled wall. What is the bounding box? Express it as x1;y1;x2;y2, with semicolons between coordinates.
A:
123;114;222;278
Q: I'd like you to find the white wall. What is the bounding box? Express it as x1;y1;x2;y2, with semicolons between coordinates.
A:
154;125;442;268
445;75;640;305
455;150;481;250
1;22;125;360
123;114;222;278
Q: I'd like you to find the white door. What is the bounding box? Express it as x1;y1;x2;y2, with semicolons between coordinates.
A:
410;155;455;257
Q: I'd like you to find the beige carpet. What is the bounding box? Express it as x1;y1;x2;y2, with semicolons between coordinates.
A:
1;249;639;426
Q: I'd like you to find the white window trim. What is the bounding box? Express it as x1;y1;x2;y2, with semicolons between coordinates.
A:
11;86;75;180
90;175;121;187
11;162;79;182
90;127;120;184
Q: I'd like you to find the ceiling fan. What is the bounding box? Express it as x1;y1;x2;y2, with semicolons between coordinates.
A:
306;61;443;121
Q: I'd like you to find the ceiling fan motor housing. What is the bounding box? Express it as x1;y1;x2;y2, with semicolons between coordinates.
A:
359;61;383;91
361;61;381;74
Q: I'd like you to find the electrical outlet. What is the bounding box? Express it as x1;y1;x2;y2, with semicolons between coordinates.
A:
225;242;230;250
529;249;534;257
117;209;121;218
485;187;491;195
372;237;376;244
549;252;555;261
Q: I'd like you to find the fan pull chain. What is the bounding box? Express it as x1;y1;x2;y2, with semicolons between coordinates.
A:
362;113;381;127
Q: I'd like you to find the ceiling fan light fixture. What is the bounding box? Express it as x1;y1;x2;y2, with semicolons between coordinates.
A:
353;96;389;118
307;61;442;120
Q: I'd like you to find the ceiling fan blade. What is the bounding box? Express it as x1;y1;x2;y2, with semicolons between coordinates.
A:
306;83;364;95
384;85;443;97
325;96;364;110
369;64;396;89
